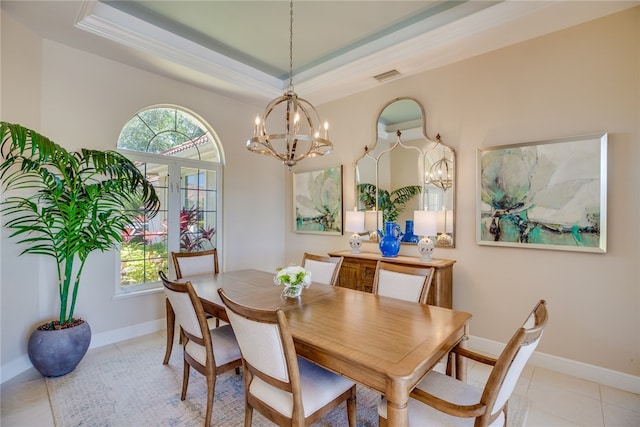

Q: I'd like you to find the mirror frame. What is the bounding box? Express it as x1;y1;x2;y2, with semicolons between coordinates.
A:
354;97;456;248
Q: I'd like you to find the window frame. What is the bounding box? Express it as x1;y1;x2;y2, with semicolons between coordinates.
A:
113;106;224;298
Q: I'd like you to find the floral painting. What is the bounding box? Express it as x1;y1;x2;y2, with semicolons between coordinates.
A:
293;166;343;235
477;134;607;253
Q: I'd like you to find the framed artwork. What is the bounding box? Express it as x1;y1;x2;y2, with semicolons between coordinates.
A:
477;133;607;253
293;165;343;235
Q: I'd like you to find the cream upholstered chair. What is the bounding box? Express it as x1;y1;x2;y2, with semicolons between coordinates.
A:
164;249;220;364
172;249;219;279
378;300;548;427
372;261;434;304
218;288;357;427
301;252;343;286
159;271;241;427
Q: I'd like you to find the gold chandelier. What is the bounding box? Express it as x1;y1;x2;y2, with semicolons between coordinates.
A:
246;0;333;170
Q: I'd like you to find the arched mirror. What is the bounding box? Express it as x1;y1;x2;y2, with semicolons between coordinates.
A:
354;97;455;248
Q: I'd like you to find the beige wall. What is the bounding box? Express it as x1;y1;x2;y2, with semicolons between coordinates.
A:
286;8;640;377
0;12;287;379
2;7;639;383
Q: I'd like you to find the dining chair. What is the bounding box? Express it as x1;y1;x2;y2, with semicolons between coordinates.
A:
172;249;220;279
300;252;343;286
218;288;357;427
164;249;220;364
159;271;242;427
372;261;435;304
378;299;548;427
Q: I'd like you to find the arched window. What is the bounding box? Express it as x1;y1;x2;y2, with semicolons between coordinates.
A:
115;106;223;295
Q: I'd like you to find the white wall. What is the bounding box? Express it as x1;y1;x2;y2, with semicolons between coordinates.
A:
286;8;640;378
0;13;286;381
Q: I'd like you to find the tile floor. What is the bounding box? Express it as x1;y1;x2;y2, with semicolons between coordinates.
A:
1;332;639;427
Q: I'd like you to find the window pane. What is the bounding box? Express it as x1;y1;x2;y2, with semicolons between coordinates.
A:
120;163;168;286
180;168;217;253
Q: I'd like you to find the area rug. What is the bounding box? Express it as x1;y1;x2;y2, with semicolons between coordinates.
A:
45;340;529;426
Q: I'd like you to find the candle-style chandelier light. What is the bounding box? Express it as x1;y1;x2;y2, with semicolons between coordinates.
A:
246;0;333;170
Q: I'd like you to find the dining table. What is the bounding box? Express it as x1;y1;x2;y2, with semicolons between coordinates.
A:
178;269;472;427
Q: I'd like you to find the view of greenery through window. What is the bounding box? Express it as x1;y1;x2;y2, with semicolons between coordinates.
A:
117;107;220;290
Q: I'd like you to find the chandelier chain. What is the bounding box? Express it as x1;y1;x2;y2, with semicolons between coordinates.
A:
288;0;294;90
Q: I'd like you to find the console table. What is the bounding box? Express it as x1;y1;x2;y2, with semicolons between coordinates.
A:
327;250;456;308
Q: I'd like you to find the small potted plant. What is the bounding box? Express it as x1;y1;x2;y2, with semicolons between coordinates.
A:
274;265;312;298
0;122;160;377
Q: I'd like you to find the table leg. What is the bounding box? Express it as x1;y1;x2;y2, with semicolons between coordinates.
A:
386;396;409;426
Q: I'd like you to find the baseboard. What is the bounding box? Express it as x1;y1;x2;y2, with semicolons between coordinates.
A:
468;335;640;394
1;319;165;385
88;319;165;349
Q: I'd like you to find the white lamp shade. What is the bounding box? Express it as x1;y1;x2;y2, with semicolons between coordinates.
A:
364;210;382;231
345;210;366;233
413;210;438;237
437;210;453;233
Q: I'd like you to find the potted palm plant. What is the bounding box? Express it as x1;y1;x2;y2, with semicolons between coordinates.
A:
0;122;160;377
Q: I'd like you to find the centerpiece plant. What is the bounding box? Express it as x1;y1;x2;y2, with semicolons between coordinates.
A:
274;265;312;298
0;122;160;376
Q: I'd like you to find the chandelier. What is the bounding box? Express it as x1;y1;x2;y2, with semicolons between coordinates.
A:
246;0;333;169
427;134;453;190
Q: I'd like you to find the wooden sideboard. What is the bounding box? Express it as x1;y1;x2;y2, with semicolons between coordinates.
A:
327;250;456;308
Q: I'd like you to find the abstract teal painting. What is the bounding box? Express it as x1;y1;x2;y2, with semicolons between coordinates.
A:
477;134;607;253
293;165;343;235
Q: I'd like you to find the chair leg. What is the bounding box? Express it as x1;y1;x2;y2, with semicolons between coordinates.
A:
244;404;253;427
163;298;175;365
181;360;190;401
346;386;357;427
204;373;215;427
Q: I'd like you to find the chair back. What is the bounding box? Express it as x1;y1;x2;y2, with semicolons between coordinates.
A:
372;261;434;304
218;288;300;393
172;249;219;279
159;271;208;344
301;252;343;286
483;300;548;424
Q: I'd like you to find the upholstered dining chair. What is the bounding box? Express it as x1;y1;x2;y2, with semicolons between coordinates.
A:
164;249;220;364
372;261;435;304
172;249;219;279
159;271;242;427
218;288;357;427
300;252;343;286
378;299;548;427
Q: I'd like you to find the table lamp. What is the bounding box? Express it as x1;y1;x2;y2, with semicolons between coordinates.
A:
436;209;453;246
345;210;366;254
413;210;438;262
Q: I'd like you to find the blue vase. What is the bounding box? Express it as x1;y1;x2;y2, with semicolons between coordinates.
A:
401;220;419;243
379;221;401;257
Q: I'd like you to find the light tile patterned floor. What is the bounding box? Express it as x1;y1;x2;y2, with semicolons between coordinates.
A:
2;332;639;426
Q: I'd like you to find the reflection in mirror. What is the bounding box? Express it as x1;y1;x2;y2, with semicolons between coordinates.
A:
424;135;455;246
354;97;455;248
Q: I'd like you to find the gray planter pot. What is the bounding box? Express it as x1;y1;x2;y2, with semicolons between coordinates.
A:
27;320;91;377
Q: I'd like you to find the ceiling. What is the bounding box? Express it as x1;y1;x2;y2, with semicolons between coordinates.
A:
2;1;637;105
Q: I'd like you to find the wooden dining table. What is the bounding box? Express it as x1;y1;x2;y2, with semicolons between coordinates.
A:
179;269;471;427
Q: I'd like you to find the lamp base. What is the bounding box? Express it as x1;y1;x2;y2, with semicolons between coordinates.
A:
436;233;453;246
417;237;434;262
349;233;362;254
